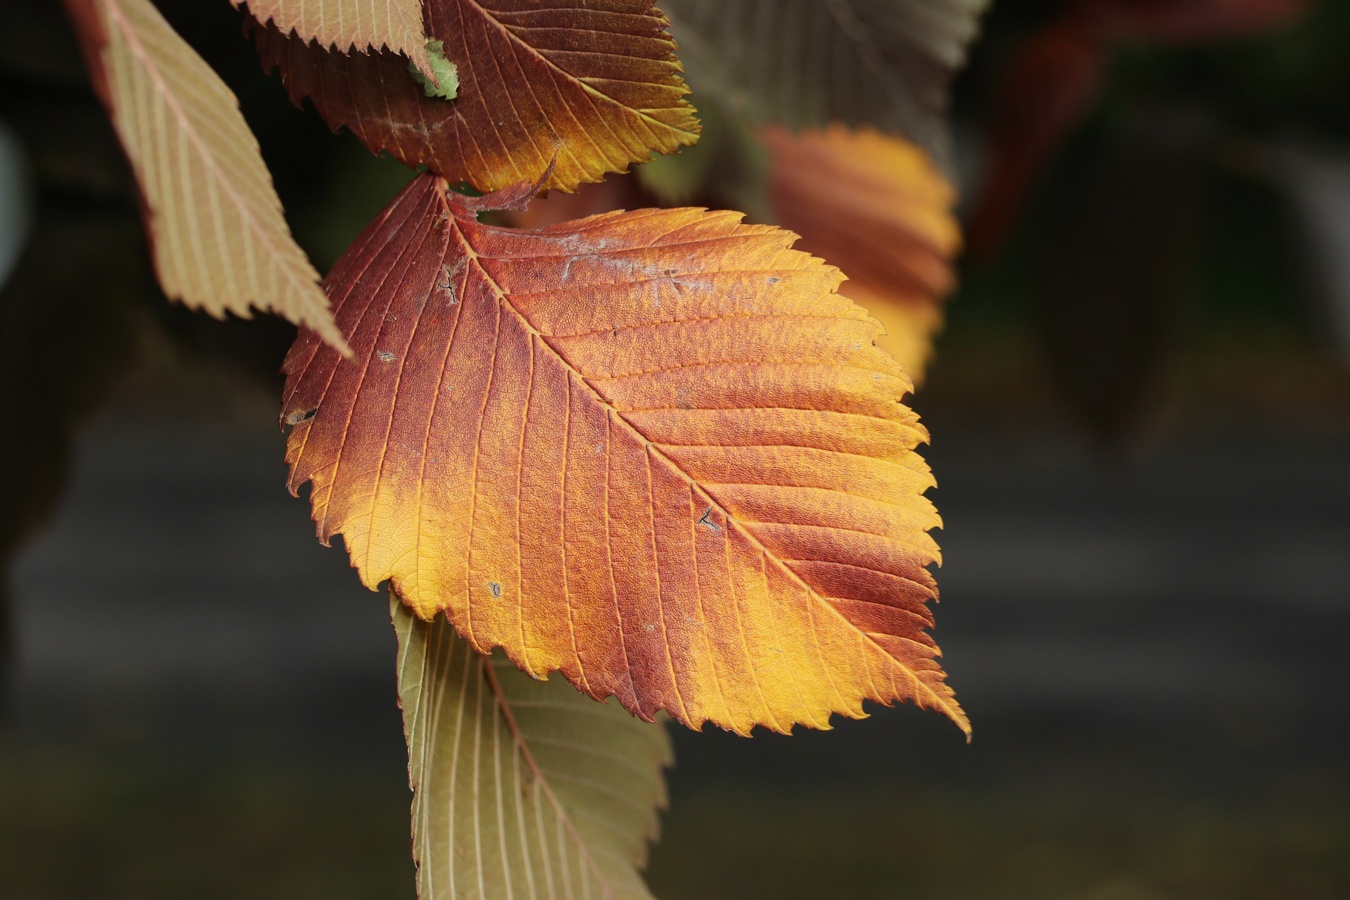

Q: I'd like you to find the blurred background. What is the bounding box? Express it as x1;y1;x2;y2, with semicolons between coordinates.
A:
1;0;1347;897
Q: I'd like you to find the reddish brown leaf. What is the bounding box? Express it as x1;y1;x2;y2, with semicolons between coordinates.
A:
62;0;348;352
1079;0;1306;43
660;0;991;161
252;1;699;194
283;174;966;737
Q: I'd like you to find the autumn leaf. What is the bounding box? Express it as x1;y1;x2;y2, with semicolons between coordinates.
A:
660;0;989;160
283;174;966;737
62;0;348;354
231;0;435;80
763;126;960;383
251;1;699;194
395;597;669;899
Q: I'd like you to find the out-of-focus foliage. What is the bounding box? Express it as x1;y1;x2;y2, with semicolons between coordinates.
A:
251;0;700;194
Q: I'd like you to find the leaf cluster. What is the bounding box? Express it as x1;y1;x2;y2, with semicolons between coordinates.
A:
46;0;989;895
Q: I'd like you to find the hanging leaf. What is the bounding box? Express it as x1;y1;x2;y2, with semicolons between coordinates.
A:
763;125;960;383
395;597;669;900
283;174;966;737
251;1;699;194
231;0;435;80
659;0;988;160
61;0;348;354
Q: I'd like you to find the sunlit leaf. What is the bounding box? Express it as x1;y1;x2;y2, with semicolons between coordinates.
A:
283;174;967;737
62;0;348;354
660;0;988;159
231;0;435;80
394;597;669;899
251;1;699;194
763;125;960;383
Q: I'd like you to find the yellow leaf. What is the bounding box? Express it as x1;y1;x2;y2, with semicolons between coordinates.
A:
284;175;967;737
763;125;961;384
233;0;435;79
64;0;348;354
395;597;669;899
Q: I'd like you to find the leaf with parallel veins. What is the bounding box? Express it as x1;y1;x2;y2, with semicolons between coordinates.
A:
283;174;967;737
395;597;670;900
251;0;699;194
231;0;435;79
62;0;348;353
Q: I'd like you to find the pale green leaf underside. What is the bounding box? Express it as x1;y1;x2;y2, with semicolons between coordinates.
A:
394;598;671;900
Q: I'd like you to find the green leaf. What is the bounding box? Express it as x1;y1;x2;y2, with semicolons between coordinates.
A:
393;597;671;899
408;39;458;100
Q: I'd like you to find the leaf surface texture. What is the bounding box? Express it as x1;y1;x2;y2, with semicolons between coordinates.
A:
395;598;668;900
660;0;987;158
252;0;698;193
64;0;347;352
233;0;433;76
284;174;966;736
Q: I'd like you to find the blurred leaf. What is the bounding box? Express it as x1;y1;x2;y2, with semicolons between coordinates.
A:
660;0;989;161
394;597;670;899
61;0;349;354
763;125;961;383
282;174;966;737
505;174;649;231
1080;0;1307;43
251;0;699;194
967;20;1107;261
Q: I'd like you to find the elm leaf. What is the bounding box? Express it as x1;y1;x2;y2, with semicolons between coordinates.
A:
284;174;967;737
395;597;670;899
252;1;700;194
63;0;348;353
660;0;989;160
232;0;436;79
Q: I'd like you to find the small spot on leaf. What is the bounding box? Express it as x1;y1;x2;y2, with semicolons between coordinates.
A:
284;407;317;427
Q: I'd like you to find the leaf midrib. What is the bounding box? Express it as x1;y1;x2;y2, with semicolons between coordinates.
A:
464;0;695;137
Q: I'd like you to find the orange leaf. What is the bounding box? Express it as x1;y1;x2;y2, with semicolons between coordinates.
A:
763;126;960;383
251;1;699;194
63;0;348;354
282;174;966;737
232;0;434;76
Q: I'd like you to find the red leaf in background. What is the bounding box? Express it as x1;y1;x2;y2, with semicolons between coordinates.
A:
251;0;698;194
967;20;1106;261
968;0;1307;260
